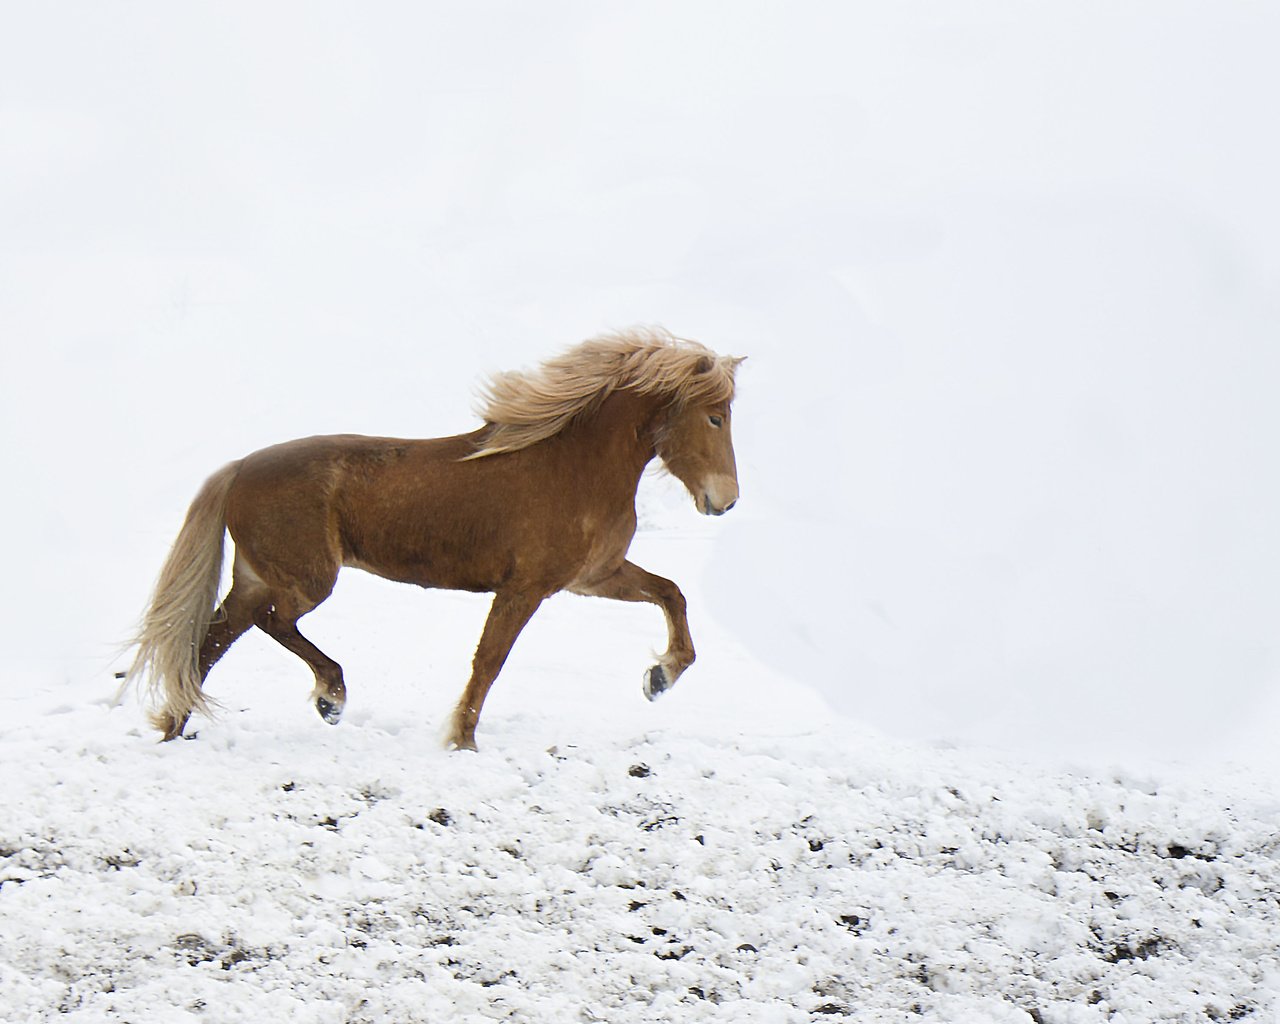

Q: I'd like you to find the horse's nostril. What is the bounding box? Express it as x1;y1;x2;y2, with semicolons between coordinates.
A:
724;499;737;512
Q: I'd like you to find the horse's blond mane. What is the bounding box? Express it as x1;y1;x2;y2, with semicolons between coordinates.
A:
467;327;742;458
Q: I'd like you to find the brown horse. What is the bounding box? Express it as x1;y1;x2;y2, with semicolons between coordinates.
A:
124;328;744;750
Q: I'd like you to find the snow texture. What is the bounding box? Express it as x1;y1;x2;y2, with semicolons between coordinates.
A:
3;531;1279;1023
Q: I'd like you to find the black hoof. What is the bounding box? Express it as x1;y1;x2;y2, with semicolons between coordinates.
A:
316;697;343;725
644;665;670;702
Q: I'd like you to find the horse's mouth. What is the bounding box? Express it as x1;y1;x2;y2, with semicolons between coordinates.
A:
701;494;737;516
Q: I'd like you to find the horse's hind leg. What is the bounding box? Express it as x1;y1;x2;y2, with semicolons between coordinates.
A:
253;598;348;725
227;548;347;726
572;560;694;701
156;578;259;741
199;581;259;681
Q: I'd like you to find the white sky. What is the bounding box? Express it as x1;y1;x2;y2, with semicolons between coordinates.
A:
2;2;1277;766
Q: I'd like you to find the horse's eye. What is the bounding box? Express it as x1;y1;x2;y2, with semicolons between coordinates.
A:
709;414;723;428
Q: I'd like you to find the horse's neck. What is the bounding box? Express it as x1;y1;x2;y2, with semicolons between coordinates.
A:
556;390;661;489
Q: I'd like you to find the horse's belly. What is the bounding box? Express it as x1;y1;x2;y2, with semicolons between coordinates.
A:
342;552;500;593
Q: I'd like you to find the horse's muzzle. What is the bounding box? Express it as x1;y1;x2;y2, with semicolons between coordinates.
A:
699;474;739;516
701;494;738;516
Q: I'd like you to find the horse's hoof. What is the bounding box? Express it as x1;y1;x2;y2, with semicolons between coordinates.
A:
158;712;191;742
644;665;670;702
316;697;343;725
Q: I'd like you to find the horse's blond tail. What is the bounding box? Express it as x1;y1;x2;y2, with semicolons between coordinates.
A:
123;461;241;738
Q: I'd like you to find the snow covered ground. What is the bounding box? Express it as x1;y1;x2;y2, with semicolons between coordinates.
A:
4;519;1280;1023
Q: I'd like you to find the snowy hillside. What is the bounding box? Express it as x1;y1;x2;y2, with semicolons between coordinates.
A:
5;695;1280;1023
4;528;1280;1023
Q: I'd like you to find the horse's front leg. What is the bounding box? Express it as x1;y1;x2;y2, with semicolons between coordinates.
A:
573;560;694;701
447;588;545;751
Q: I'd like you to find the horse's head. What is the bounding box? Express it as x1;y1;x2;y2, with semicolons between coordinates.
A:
656;356;744;517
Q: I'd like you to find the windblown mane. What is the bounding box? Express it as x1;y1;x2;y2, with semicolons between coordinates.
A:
467;327;742;458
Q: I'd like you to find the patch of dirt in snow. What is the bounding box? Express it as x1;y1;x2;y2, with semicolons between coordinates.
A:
2;707;1279;1024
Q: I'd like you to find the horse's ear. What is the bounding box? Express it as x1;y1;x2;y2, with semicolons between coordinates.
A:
693;355;714;375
